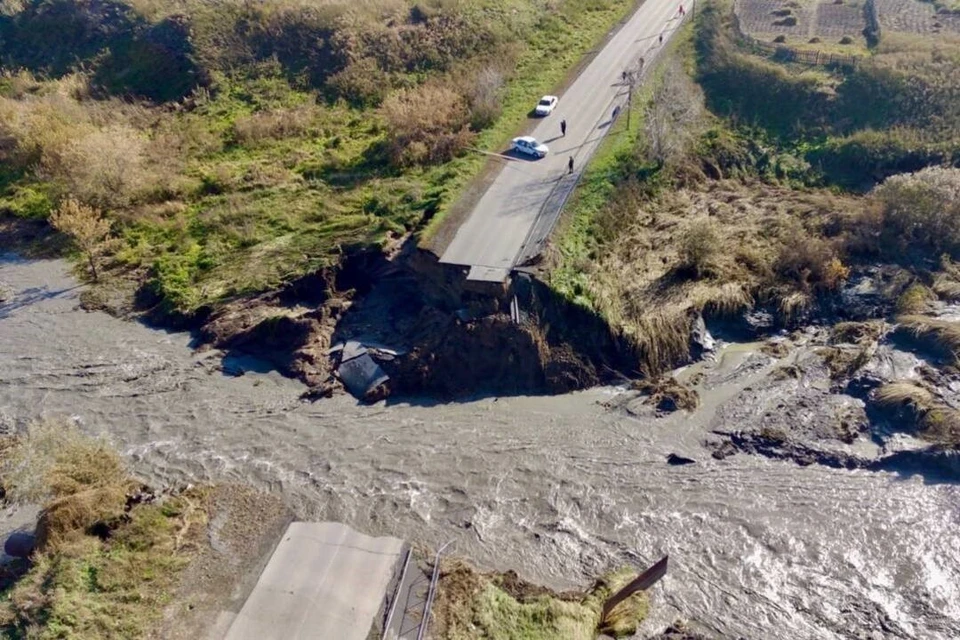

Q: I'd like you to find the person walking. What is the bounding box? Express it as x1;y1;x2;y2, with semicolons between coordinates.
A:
568;156;574;173
560;119;567;137
659;32;663;44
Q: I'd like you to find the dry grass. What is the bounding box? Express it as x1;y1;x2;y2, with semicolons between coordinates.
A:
897;314;960;362
631;376;700;411
896;282;936;314
933;257;960;301
0;419;203;639
830;320;886;345
430;559;648;640
873;381;960;444
1;418;129;504
565;181;857;373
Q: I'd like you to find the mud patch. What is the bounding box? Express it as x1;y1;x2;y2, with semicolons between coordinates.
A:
157;485;293;640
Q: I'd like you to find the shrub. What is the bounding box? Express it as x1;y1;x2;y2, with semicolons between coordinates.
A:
325;57;390;107
678;217;721;277
644;59;705;168
381;83;474;167
897;282;935;314
808;129;958;188
47;125;148;208
466;65;505;131
774;225;847;291
695;7;831;137
49;198;113;281
872;167;960;258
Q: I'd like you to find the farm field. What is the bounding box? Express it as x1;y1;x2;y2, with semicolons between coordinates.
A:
876;0;960;34
735;0;867;47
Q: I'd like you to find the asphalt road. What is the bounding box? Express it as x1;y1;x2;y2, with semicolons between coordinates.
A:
439;0;691;281
223;522;405;640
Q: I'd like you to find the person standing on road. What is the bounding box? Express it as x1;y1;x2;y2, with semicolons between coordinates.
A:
659;32;663;44
568;156;574;173
560;119;567;137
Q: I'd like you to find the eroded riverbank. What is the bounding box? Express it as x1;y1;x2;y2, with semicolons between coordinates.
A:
1;255;959;638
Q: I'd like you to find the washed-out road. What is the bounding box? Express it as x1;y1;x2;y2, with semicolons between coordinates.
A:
439;0;691;282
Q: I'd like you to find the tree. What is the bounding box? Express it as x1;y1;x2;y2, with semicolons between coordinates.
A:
49;199;112;281
381;83;474;167
644;60;704;167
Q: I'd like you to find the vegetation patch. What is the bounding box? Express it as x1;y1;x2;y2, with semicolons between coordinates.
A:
0;419;205;639
430;559;648;640
896;315;960;363
872;381;960;444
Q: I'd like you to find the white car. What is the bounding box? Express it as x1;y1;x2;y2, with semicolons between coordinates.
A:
534;95;559;116
512;136;549;159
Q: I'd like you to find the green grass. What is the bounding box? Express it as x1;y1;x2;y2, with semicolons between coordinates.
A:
470;583;599;640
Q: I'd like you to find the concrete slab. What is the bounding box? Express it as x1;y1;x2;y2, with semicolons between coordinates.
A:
465;265;511;283
224;522;405;640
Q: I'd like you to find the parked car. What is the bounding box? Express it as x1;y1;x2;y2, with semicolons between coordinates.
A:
511;136;549;159
534;95;559;116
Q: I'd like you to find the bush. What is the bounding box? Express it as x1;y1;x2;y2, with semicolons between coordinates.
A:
774;225;848;291
381;83;474;167
837;56;960;134
1;185;53;218
45;125;149;208
466;65;505;131
872;166;960;258
325;57;390;108
49;198;113;281
678;217;721;277
695;6;831;137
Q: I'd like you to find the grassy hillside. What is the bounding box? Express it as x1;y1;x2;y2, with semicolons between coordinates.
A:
547;1;960;377
0;0;637;315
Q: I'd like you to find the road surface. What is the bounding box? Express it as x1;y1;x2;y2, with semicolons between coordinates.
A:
439;0;691;282
223;522;405;640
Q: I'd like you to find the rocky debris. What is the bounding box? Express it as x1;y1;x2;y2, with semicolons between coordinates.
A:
650;620;716;640
4;531;35;558
631;377;699;415
711;430;868;469
710;440;737;460
666;453;696;466
689;314;716;360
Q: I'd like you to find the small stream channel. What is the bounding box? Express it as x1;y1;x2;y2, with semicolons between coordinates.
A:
1;255;959;639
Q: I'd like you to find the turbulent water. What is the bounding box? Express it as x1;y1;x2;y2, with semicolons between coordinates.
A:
1;255;959;639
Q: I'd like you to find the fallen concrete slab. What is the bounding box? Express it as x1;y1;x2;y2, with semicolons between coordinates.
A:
224;522;405;640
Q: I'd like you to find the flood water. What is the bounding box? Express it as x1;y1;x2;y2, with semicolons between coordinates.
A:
1;255;958;639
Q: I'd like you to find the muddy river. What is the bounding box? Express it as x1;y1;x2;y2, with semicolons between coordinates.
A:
1;255;959;639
